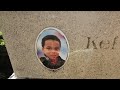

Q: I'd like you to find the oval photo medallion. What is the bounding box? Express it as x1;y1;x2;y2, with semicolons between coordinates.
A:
35;27;69;71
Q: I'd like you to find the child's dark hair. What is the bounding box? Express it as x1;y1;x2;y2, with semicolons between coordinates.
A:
41;35;61;47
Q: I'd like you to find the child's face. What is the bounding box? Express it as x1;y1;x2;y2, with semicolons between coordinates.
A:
42;40;60;60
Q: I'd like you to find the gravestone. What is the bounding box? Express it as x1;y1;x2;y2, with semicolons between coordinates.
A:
0;11;120;79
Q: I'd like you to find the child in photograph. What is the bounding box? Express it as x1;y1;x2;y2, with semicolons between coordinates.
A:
40;35;65;69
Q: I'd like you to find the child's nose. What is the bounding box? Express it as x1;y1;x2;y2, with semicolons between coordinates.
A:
51;49;56;52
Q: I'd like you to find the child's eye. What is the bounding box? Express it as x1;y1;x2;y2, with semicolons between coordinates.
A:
55;47;60;51
47;47;52;50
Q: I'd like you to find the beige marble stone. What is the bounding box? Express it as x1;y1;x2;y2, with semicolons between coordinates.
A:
0;11;120;79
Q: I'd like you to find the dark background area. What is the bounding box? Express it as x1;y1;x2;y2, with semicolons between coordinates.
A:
0;34;13;79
